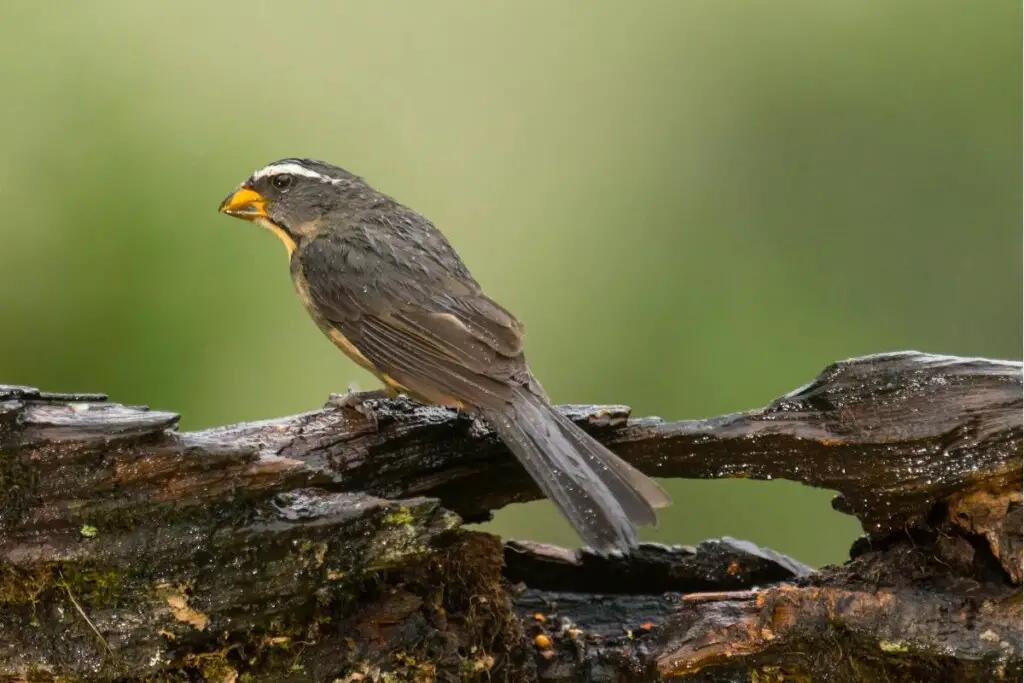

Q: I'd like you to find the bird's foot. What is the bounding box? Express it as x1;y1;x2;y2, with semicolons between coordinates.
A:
467;415;491;439
326;385;392;430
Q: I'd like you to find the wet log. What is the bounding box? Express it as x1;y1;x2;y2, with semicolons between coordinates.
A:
0;351;1018;682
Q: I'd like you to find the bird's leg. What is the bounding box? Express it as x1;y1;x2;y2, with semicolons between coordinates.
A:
326;383;393;430
450;405;490;438
326;384;391;406
467;414;491;439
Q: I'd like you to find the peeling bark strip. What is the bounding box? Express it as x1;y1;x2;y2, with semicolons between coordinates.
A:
0;351;1019;681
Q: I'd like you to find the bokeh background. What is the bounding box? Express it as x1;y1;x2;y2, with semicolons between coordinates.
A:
0;2;1019;567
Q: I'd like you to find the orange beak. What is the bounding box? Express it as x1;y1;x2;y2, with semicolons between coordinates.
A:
219;187;269;219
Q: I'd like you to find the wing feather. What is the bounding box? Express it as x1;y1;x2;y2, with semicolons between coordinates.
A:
300;233;524;408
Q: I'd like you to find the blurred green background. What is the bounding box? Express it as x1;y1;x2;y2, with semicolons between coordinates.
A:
0;2;1019;567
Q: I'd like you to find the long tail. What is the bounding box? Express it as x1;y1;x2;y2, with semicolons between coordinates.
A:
481;388;670;552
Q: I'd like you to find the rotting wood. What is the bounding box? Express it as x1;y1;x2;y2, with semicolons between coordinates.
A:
0;351;1018;682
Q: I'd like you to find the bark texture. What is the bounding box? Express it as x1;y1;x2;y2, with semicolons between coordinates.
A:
0;351;1019;682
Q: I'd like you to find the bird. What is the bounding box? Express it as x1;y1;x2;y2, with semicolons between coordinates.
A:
219;158;670;552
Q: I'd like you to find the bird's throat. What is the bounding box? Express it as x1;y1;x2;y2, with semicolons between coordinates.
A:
255;217;298;256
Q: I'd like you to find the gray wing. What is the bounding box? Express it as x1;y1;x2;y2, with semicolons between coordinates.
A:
299;223;532;409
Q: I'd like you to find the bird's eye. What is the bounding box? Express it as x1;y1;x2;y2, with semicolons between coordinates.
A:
271;174;293;190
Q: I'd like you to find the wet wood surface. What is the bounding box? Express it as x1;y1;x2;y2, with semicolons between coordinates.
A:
0;351;1018;681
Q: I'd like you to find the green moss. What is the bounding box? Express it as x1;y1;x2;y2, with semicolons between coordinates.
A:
879;639;912;653
0;564;52;605
384;507;416;527
184;649;238;683
61;566;121;608
361;506;445;573
200;657;238;683
364;528;429;572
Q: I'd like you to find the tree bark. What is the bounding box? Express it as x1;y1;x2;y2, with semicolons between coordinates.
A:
0;351;1019;682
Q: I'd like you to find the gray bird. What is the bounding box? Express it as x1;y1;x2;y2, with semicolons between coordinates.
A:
219;158;670;551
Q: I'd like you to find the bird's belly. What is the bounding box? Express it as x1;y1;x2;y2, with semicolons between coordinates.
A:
289;269;408;395
289;267;464;409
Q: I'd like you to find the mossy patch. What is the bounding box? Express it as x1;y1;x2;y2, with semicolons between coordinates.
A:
879;639;912;653
185;648;239;682
0;564;52;605
0;562;123;613
384;507;416;527
0;505;507;681
60;565;121;608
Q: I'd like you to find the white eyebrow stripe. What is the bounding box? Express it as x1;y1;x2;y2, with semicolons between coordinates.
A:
251;162;336;183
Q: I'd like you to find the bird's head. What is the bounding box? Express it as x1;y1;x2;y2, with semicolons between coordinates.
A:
219;158;369;254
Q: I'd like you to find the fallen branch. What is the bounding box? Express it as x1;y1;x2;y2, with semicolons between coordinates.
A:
0;351;1018;681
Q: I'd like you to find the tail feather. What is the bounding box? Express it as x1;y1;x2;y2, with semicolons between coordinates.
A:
483;388;669;552
547;407;671;522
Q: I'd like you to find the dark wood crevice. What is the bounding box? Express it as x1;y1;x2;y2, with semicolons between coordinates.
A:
0;351;1018;682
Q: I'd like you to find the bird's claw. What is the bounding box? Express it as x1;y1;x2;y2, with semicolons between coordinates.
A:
326;385;390;430
468;415;491;439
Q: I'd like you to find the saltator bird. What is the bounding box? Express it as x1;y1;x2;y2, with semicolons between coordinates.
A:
219;158;670;551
